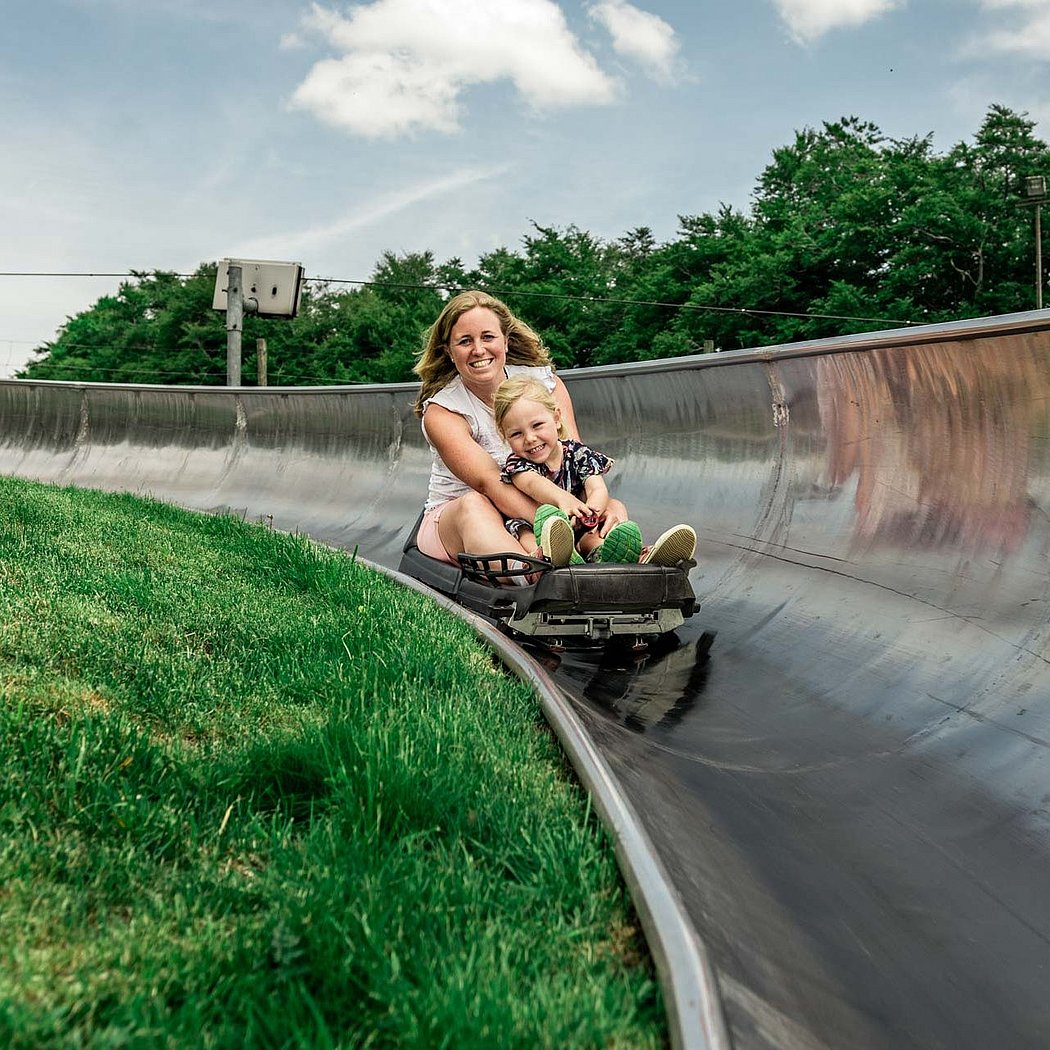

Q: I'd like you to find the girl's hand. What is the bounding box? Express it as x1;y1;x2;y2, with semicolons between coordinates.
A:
555;493;592;523
574;501;604;531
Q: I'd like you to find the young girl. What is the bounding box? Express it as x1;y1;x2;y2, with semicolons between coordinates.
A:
493;376;696;568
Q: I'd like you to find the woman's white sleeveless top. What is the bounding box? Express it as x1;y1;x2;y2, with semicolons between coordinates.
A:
421;365;555;510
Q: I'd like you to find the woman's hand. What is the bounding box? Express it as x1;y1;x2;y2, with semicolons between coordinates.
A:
587;493;609;520
596;498;629;537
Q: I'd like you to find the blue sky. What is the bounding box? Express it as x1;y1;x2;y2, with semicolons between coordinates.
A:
2;0;1049;376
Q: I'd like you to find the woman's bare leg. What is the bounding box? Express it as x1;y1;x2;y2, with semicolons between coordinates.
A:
437;491;532;559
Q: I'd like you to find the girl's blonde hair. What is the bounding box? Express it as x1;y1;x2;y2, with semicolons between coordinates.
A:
493;376;567;441
413;290;552;417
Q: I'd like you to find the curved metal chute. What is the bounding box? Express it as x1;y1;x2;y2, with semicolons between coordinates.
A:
3;308;1049;1048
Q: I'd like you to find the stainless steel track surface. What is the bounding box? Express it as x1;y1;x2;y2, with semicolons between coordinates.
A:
3;310;1049;1048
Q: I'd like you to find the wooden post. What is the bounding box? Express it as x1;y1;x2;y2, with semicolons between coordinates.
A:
256;337;268;387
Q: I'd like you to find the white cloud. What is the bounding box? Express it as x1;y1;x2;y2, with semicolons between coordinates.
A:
771;0;901;44
587;1;679;80
972;0;1050;59
288;0;618;139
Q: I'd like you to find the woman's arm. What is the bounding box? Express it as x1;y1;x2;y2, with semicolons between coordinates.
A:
424;404;539;520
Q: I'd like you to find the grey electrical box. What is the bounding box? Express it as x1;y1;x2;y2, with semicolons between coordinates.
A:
213;259;304;317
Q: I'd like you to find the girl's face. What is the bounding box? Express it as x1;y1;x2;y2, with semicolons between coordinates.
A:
446;307;507;386
501;397;562;465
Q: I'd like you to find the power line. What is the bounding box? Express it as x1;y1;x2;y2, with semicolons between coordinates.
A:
0;269;923;328
468;286;920;327
0;272;143;279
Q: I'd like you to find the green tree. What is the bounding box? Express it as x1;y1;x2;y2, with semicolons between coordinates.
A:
667;106;1048;351
464;223;621;368
342;250;449;384
19;104;1049;383
22;268;225;383
885;105;1048;317
638;206;758;356
689;117;913;347
265;252;448;386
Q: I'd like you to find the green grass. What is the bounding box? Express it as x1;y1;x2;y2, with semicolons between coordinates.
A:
0;476;665;1048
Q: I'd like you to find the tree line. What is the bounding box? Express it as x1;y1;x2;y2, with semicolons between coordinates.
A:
19;104;1049;386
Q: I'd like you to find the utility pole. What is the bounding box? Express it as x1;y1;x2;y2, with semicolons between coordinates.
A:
225;264;262;385
1024;176;1047;310
226;263;243;386
1036;194;1044;311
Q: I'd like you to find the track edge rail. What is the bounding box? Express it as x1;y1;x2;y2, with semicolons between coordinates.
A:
372;559;731;1050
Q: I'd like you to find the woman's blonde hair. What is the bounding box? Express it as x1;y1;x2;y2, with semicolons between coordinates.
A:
493;376;567;440
413;290;552;417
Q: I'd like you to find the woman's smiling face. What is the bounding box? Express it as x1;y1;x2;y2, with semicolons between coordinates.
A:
447;307;508;389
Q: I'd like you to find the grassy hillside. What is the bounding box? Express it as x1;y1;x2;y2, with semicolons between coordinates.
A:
0;477;664;1048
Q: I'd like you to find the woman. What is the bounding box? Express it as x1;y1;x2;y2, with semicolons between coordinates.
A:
412;289;630;565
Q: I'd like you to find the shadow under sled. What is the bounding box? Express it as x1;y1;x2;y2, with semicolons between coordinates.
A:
398;512;698;648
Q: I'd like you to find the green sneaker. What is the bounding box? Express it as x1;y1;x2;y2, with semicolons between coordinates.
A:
533;503;569;539
596;521;643;563
534;504;584;565
639;524;696;566
539;514;575;568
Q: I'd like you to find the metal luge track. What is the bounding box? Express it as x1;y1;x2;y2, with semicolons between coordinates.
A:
3;308;1049;1048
